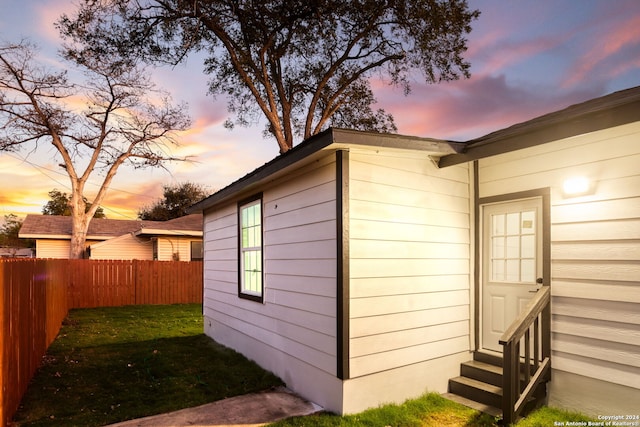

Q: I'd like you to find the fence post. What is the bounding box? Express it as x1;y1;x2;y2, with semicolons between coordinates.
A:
0;260;6;426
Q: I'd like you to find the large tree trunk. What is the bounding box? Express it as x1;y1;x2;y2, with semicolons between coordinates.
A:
69;193;90;259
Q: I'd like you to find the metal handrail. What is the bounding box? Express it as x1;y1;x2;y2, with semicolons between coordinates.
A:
499;286;551;425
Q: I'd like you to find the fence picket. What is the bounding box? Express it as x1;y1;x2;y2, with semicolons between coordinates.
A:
0;258;203;426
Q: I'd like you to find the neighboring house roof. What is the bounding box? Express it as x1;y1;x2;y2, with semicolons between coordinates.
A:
439;85;640;167
135;214;203;237
19;214;203;240
189;128;460;213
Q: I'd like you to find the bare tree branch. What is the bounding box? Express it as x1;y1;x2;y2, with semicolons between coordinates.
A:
0;40;191;258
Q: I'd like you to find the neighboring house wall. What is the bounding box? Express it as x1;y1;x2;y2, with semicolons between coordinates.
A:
90;234;153;260
156;237;202;261
35;240;69;259
203;153;343;412
476;121;640;415
91;235;202;261
35;239;101;259
342;150;472;413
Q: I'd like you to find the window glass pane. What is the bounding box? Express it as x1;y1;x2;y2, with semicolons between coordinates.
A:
521;211;535;234
521;235;535;258
492;260;505;281
521;259;535;283
506;213;520;235
253;226;258;247
243;250;262;294
242;207;248;227
493;214;505;236
492;236;505;259
241;201;262;250
506;236;520;259
191;241;203;261
506;259;520;282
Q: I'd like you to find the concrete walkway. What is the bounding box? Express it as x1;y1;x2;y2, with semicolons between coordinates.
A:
106;387;322;427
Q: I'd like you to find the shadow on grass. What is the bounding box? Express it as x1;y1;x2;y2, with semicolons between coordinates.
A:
12;305;283;427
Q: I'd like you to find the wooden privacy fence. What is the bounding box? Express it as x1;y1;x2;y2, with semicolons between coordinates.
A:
66;259;203;307
0;258;203;426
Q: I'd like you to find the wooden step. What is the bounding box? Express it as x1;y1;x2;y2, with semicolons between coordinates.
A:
460;360;503;387
448;375;502;408
474;351;503;367
442;392;501;418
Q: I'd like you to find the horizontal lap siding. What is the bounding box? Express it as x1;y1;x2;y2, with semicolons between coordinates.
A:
478;121;640;390
348;151;471;378
203;154;338;375
36;240;70;259
90;234;153;260
157;237;201;261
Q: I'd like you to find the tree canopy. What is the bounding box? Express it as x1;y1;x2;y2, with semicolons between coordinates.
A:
0;214;34;249
58;0;479;153
0;40;190;258
42;189;106;218
138;182;209;221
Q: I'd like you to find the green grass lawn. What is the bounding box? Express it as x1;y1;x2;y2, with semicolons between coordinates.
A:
13;303;595;427
12;304;283;426
269;396;596;427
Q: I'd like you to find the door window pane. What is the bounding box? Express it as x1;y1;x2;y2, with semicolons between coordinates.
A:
492;236;505;259
493;214;505;235
506;236;520;259
506;259;520;282
521;259;535;283
506;213;520;235
521;235;535;258
489;206;539;283
521;211;535;234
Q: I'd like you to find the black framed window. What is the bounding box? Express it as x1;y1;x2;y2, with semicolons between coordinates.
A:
238;194;263;301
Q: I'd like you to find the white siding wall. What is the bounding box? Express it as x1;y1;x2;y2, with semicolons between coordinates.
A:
348;150;472;378
478;121;640;397
202;154;341;411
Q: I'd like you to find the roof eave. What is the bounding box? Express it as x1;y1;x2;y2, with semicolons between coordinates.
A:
18;233;113;240
439;87;640;167
189;127;459;213
135;229;203;237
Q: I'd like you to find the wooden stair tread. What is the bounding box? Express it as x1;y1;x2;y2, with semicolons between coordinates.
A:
450;376;502;395
463;359;503;374
442;392;502;418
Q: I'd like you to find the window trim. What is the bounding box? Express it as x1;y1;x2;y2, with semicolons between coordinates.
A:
237;193;264;302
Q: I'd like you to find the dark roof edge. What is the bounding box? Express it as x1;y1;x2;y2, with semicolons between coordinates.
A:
189;128;459;213
439;86;640;168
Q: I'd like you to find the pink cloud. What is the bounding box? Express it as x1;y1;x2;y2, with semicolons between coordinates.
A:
376;74;606;141
563;15;640;88
34;0;77;45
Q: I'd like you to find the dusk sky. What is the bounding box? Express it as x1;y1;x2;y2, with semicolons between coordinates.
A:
1;0;639;221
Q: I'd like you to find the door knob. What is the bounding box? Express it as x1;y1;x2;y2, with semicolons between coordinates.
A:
536;277;544;284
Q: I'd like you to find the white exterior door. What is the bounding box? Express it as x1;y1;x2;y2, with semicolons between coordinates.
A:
481;197;543;352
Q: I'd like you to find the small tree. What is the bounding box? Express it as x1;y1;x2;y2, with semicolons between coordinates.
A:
58;0;480;153
0;214;34;249
43;189;106;218
0;41;191;258
138;182;209;221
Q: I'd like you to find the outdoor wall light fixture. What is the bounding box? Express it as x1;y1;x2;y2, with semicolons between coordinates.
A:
562;176;591;197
